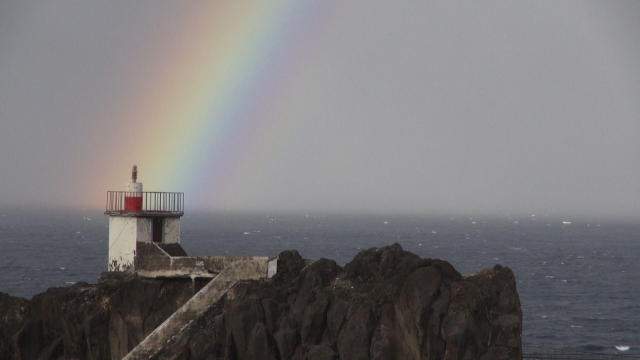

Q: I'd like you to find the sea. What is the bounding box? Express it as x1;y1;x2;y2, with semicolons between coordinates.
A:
0;207;638;355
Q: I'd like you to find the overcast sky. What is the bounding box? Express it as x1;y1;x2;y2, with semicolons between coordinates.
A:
1;2;639;218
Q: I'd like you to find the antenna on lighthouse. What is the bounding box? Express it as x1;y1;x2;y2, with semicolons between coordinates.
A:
131;165;138;183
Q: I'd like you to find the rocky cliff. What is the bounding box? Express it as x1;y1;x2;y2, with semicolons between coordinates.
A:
0;244;522;359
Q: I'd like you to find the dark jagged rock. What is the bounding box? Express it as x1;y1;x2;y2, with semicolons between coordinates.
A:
0;274;200;359
0;244;523;359
271;250;307;286
168;244;521;359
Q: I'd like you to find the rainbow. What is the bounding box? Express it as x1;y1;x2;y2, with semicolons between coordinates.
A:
89;2;333;210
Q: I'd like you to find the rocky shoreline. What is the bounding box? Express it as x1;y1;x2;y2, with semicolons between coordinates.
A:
0;243;522;359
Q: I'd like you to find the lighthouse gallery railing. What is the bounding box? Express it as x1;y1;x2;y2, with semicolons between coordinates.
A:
105;191;184;215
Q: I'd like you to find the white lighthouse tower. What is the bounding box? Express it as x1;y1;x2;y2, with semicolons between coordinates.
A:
105;165;184;272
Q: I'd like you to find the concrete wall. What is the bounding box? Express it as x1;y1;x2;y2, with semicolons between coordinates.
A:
196;255;271;274
164;218;180;244
108;217;157;271
134;245;278;279
136;217;153;243
108;217;137;272
136;242;212;278
268;258;278;278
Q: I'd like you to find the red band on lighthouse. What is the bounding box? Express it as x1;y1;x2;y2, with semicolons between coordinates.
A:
125;165;143;211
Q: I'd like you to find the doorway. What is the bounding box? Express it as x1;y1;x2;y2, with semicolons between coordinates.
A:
152;218;163;243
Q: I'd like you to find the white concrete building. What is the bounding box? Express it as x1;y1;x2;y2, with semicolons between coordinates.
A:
104;165;276;280
105;165;185;272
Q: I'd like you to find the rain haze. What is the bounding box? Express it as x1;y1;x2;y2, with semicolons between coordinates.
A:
1;1;640;219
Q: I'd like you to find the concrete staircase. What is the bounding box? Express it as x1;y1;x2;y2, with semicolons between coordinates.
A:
122;259;271;359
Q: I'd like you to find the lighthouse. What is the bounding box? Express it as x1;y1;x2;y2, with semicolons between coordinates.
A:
105;165;184;272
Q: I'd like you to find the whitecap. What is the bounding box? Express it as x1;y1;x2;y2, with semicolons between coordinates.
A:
570;325;583;328
545;275;554;279
243;232;250;235
615;346;630;351
59;267;65;270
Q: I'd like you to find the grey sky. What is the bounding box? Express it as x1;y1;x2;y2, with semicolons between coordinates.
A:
1;2;639;218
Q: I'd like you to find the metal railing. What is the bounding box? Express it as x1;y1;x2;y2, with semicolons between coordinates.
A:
105;191;184;214
524;347;640;359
